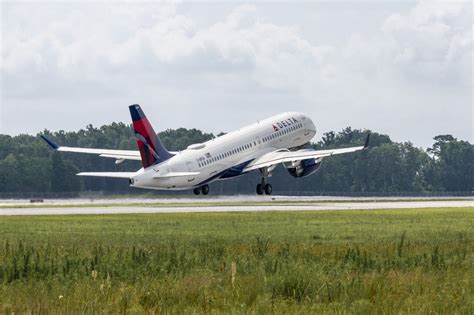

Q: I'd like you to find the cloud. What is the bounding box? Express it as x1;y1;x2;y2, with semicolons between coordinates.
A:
1;1;472;147
2;3;335;96
344;0;472;86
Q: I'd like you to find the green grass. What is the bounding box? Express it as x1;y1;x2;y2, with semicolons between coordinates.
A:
0;207;473;313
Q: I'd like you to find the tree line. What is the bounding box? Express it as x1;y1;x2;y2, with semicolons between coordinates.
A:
0;123;472;195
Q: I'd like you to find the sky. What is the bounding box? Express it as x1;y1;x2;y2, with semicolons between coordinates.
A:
1;0;472;148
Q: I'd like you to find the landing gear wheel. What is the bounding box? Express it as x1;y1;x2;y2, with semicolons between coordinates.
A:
256;183;264;195
264;183;273;195
201;184;210;195
193;188;201;195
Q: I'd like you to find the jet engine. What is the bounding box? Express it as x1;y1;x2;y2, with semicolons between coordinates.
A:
286;158;322;178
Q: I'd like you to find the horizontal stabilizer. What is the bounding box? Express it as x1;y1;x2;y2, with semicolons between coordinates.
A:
77;172;136;179
154;172;200;179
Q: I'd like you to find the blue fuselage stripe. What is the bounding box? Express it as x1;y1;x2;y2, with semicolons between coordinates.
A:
194;159;254;187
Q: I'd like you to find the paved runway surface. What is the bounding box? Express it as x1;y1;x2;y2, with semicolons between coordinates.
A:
1;195;472;205
0;196;472;216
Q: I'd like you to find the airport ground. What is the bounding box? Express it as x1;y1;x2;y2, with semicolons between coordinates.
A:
0;195;472;215
0;198;472;313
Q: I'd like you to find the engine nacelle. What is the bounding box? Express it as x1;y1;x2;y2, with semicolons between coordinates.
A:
287;158;322;178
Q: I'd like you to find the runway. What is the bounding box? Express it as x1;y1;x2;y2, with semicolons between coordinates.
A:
0;196;472;216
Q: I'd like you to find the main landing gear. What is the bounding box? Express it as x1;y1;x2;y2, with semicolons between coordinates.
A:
193;184;210;196
256;167;273;195
256;179;272;195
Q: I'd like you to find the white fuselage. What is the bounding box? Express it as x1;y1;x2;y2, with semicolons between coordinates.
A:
130;112;316;190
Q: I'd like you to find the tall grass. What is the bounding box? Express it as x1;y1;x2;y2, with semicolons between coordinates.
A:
0;207;473;313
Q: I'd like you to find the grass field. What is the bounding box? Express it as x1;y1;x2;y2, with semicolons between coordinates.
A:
0;207;473;313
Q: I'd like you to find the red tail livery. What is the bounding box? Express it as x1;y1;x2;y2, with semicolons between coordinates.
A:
129;104;173;168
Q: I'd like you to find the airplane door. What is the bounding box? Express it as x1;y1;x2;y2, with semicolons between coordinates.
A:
186;162;194;172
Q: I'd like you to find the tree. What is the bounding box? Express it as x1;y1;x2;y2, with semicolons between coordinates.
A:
0;154;20;192
427;135;473;192
50;152;81;192
0;124;472;195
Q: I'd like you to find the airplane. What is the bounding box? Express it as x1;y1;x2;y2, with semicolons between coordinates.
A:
41;104;370;195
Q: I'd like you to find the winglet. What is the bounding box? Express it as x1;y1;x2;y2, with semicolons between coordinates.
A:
364;133;371;149
40;135;60;150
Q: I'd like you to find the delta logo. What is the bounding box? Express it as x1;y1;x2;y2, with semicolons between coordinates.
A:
272;117;298;132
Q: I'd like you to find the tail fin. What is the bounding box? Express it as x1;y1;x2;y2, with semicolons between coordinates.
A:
129;104;173;168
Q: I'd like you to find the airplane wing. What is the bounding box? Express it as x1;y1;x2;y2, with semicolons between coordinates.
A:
77;172;136;178
244;133;370;172
41;135;179;162
41;135;142;161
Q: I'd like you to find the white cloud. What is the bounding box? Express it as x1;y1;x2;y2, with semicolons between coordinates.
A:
0;1;472;147
376;0;470;85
